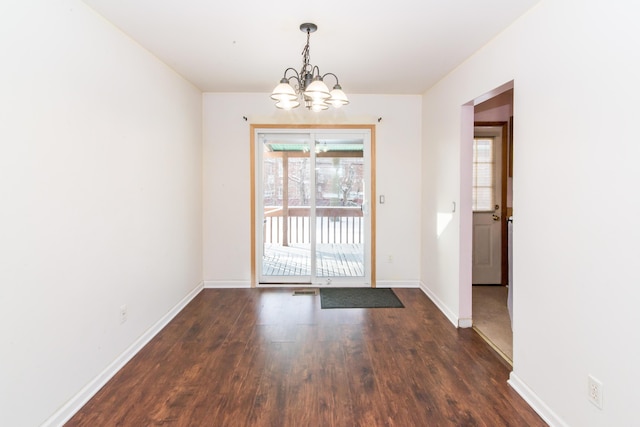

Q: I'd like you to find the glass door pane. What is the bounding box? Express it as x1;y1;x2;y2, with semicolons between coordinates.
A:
260;134;312;282
315;136;365;282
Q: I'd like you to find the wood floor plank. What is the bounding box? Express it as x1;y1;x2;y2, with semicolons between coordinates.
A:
314;339;354;426
66;288;547;427
341;327;386;427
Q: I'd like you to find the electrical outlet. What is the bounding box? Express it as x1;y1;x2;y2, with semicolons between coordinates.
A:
119;304;128;324
387;255;393;263
588;375;603;409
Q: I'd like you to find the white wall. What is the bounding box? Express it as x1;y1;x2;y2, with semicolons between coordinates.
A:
421;0;640;425
203;94;422;287
0;1;203;425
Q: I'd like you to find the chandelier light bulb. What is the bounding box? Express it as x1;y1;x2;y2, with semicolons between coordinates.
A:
275;99;301;110
270;80;297;102
327;84;349;108
311;101;329;112
303;78;331;101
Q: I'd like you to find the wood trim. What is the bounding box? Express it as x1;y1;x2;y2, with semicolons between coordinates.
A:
370;125;376;288
250;124;376;288
508;116;514;178
500;123;509;287
263;151;364;158
250;129;256;287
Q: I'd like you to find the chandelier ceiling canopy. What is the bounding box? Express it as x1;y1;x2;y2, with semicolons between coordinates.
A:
271;23;349;112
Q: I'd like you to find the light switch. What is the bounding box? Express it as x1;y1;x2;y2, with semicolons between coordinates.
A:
379;195;385;204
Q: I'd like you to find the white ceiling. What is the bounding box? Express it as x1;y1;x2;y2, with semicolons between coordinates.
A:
82;0;540;95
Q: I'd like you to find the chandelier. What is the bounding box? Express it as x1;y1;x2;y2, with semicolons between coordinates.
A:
271;23;349;111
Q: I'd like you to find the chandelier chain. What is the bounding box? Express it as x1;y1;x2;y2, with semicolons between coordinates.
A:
300;27;312;77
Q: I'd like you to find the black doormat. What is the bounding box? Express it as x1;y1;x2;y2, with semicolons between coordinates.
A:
320;288;404;309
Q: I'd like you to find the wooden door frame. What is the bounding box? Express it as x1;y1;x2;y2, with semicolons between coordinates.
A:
474;121;509;286
250;124;376;288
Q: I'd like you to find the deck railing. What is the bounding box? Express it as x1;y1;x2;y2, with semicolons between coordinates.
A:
264;206;363;245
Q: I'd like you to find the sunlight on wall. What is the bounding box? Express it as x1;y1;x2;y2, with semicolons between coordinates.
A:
437;212;454;237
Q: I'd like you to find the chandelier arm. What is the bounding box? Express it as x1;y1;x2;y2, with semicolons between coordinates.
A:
321;72;340;85
280;67;303;92
282;67;300;80
309;65;323;79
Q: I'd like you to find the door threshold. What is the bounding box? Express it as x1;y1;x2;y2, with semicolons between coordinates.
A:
292;288;319;296
472;325;513;367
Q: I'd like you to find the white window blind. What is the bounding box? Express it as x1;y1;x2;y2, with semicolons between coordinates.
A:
473;137;494;211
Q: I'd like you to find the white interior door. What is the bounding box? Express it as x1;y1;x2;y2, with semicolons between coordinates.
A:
255;129;371;286
472;127;502;284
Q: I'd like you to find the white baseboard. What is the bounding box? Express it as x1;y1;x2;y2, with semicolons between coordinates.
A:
375;280;420;288
508;372;568;427
42;282;204;427
203;280;252;288
458;317;473;328
201;281;420;289
418;281;459;328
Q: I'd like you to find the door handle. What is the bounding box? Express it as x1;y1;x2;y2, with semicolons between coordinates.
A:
492;214;500;221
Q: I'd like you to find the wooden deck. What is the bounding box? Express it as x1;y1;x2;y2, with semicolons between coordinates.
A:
262;243;364;277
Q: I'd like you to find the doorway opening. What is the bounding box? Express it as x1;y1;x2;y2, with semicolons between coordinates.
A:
250;125;375;288
466;86;514;364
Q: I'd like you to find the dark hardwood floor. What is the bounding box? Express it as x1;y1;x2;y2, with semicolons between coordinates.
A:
67;288;546;426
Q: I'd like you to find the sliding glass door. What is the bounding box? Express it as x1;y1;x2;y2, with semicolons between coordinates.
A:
255;128;372;286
